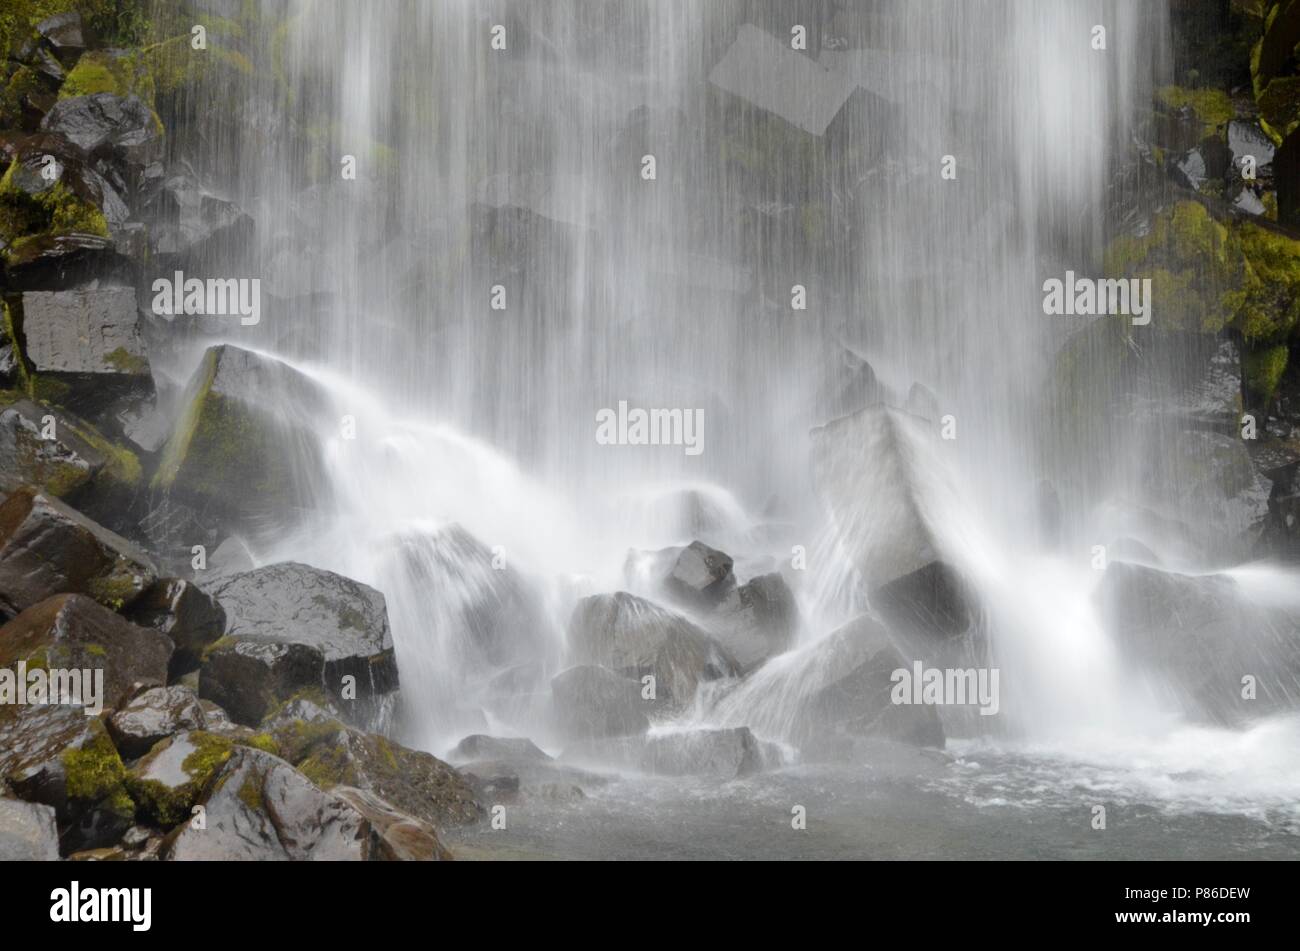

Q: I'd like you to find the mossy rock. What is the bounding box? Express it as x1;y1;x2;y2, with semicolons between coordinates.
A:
1156;85;1236;132
126;729;233;827
1223;220;1300;343
152;345;329;527
59;49;154;103
1243;342;1290;405
0;157;108;265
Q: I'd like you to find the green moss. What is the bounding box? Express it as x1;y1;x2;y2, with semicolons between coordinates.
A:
59;50;156;104
236;772;264;812
1223;221;1300;343
64;418;142;488
127;731;234;827
269;717;342;766
61;727;134;819
244;732;279;756
104;346;148;375
1156;85;1235;129
0;158;109;267
0;66;43;128
86;570;138;612
1103;201;1241;334
1244;344;1290;405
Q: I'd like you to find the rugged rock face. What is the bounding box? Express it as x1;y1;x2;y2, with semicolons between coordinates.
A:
0;488;156;618
1096;561;1300;724
567;591;741;709
0;593;172;713
200;562;398;725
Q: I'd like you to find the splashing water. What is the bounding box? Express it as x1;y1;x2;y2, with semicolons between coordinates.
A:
166;0;1300;828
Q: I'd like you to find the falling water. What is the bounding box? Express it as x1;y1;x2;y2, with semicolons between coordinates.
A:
157;0;1300;843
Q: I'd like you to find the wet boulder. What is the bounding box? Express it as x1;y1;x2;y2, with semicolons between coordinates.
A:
0;398;103;499
151;345;331;533
107;685;207;760
149;168;254;265
125;578;226;678
273;721;482;830
640;727;773;779
0;797;59;860
0;705;134;853
551;664;650;740
160;746;374;861
665;540;736;607
15;287;152;415
125;729;235;827
200;562;398;725
335;786;451;861
567;592;741;709
0;594;172;713
570;727;775;780
766;615;946;756
869;560;977;655
0;488;157;618
710;572;799;669
380;523;552;673
448;734;551;764
40;94;161;171
1096;561;1300;723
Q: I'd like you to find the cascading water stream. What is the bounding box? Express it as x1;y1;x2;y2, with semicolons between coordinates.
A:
166;0;1300;824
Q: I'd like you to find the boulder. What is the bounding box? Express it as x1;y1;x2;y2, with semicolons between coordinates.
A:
0;705;134;853
380;523;551;673
199;639;324;729
149;168;254;264
567;592;741;708
665;541;735;607
334;786;451;861
0;488;157;618
125;729;236;826
0;594;172;713
448;734;551;764
869;561;976;648
125;578;226;678
1096;561;1300;723
160;747;374;860
152;345;331;532
16;287;152;414
810;405;946;589
40;94;161;170
571;727;774;780
107;686;207;760
710;572;799;669
200;562;398;725
797;615;946;752
0;797;59;860
0;398;103;499
551;665;650;740
275;721;482;830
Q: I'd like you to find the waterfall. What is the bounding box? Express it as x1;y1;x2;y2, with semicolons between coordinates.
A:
155;0;1300;818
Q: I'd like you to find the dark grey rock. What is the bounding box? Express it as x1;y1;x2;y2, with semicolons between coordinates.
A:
551;665;650;740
